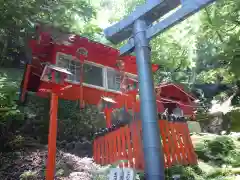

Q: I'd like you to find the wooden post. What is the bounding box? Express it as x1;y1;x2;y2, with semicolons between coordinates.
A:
79;55;85;109
104;107;112;128
46;93;58;180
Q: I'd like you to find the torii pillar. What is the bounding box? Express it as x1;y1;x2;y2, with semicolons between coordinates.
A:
103;0;216;179
41;66;72;180
46;93;58;180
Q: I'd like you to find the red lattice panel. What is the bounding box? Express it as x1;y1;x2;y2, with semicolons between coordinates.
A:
93;119;197;171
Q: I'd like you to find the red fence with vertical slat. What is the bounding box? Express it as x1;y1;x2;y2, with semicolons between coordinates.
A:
93;119;197;171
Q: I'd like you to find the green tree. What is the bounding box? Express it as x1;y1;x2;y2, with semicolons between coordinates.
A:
0;0;100;67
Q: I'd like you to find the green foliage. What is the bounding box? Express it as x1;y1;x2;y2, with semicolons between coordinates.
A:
22;95;101;144
19;170;37;180
0;69;25;151
0;67;103;153
159;136;240;180
8;135;25;150
207;136;235;156
97;0;239;95
165;165;205;180
195;142;209;162
0;0;100;67
206;168;235;179
57;100;100;142
227;110;240;132
0;72;22;120
195;136;240;167
195;0;240;84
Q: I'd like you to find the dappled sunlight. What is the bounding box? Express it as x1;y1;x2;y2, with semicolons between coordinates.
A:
209;95;235;115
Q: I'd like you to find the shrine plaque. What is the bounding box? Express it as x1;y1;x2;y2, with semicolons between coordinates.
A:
122;168;136;180
109;168;123;180
109;168;136;180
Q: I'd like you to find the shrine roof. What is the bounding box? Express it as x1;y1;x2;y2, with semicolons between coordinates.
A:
156;83;196;101
34;23;159;74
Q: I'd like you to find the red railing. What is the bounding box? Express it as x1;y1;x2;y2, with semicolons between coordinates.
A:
93;119;197;170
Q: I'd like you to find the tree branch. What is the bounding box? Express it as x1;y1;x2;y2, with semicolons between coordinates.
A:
173;50;187;72
204;8;224;43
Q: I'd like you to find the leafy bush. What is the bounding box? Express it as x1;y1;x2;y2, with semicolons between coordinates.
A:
19;170;37;180
57;99;100;142
8;135;25;150
164;165;205;180
22;96;101;145
207;136;235;156
0;71;24;151
195;142;210;161
0;68;103;152
194;136;240;166
228;110;240;132
0;76;23;120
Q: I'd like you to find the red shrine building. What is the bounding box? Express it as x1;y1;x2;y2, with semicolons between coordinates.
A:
21;24;196;118
20;24;198;179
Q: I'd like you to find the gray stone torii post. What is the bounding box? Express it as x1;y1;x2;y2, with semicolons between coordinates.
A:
104;0;216;179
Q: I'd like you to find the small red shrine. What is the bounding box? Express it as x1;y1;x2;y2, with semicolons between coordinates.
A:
155;83;196;118
20;24;197;179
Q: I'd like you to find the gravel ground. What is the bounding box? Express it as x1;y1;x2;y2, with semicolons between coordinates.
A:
0;147;106;180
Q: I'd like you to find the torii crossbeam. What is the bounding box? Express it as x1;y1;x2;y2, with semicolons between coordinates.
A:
103;0;217;179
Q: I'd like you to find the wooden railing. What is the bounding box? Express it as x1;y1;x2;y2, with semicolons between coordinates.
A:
93;119;197;171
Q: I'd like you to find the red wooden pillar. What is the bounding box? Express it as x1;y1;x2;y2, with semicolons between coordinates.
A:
104;108;112;128
46;93;59;180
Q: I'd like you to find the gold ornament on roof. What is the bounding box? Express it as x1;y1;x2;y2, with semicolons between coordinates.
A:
116;59;125;70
